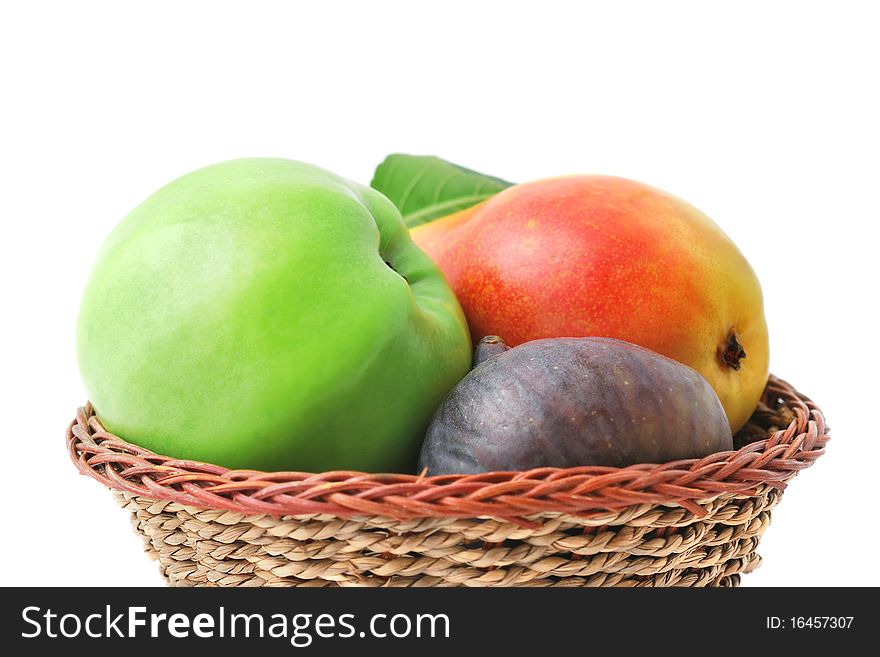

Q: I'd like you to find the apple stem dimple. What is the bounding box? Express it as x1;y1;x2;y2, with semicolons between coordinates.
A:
383;259;408;283
720;330;746;371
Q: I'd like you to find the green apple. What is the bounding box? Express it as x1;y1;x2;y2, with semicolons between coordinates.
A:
77;158;472;472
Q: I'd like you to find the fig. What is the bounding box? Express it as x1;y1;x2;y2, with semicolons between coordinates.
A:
418;336;734;475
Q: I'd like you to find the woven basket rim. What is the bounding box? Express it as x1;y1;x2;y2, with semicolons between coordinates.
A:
67;374;827;524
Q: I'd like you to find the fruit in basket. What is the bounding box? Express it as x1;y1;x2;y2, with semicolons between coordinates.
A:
406;173;769;433
76;158;472;472
418;336;733;475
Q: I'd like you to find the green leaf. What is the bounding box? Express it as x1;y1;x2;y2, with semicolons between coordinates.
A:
371;154;513;228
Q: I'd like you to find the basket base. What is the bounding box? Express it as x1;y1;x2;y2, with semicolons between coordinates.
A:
113;487;776;588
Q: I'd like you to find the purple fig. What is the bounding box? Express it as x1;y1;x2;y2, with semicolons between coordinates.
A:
419;336;733;474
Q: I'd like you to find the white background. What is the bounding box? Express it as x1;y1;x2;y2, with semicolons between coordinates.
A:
1;1;877;586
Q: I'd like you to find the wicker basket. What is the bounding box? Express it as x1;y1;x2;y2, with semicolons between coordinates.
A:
67;375;827;587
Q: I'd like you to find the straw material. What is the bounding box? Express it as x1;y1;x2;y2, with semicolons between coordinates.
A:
68;375;827;587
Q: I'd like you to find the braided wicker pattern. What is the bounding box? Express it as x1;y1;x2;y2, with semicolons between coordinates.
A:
68;375;827;587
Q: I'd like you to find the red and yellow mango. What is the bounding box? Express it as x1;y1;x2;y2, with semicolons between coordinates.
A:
412;175;769;432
